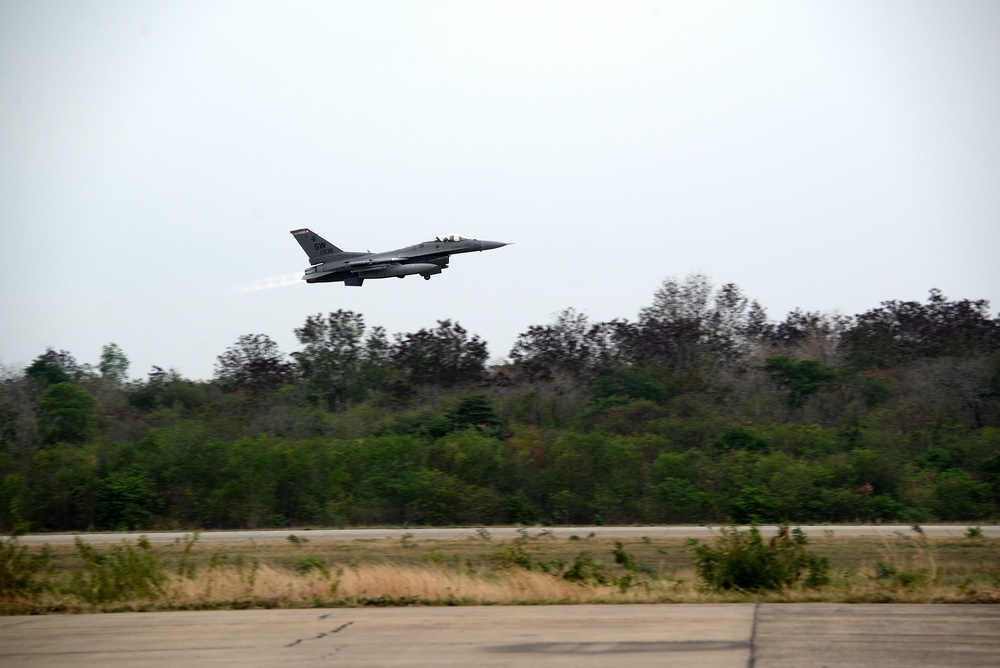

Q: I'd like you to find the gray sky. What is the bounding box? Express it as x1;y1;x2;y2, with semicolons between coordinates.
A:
2;1;999;380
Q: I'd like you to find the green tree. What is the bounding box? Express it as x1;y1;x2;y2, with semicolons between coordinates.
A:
731;486;781;523
26;443;99;530
25;349;78;386
653;477;703;523
591;368;667;406
506;489;537;524
98;343;130;387
714;425;770;452
37;383;96;444
932;470;995;520
624;274;769;368
539;432;643;523
98;469;162;530
508;308;615;381
843;448;901;497
214;334;292;396
0;397;21;453
126;367;207;413
843;289;1000;369
293;311;371;409
390;320;488;391
446;394;499;430
805;488;869;522
759;356;837;408
651;452;698;482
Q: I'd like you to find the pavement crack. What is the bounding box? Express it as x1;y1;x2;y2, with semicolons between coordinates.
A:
747;603;760;668
285;621;354;648
330;622;353;634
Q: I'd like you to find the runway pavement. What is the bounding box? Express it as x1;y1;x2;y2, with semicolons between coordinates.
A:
1;604;998;667
13;524;999;546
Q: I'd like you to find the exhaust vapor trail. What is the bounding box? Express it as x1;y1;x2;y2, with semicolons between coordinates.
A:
231;272;304;295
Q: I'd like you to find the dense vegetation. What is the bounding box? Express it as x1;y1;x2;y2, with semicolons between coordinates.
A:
2;275;999;532
5;528;999;613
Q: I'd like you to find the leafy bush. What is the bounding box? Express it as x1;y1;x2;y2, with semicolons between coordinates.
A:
875;561;926;589
489;536;532;570
562;552;608;585
612;541;637;571
292;557;327;575
67;536;167;604
688;525;829;591
0;535;53;600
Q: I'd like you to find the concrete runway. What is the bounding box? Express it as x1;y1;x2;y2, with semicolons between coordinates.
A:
1;604;998;667
15;524;999;546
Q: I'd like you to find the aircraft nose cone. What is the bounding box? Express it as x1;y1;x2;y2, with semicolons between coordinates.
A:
478;240;509;251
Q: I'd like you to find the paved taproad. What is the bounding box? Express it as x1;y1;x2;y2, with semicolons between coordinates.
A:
14;524;998;546
1;604;998;667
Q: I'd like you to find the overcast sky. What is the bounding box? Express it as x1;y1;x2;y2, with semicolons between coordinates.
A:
2;1;998;380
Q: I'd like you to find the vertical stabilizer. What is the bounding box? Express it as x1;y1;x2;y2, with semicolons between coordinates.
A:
290;228;346;264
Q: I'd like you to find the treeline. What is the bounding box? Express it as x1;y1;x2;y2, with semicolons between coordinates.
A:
2;275;999;531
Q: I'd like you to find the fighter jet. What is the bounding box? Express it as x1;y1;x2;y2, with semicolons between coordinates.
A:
290;229;509;286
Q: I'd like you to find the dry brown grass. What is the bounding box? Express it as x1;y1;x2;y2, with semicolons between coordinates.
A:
165;562;635;606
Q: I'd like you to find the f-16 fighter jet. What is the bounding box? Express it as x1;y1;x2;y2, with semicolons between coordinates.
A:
290;229;509;286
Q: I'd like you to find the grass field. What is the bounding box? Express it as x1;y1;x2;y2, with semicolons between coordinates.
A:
3;527;999;614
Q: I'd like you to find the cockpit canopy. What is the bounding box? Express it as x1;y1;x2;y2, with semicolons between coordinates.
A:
435;234;467;242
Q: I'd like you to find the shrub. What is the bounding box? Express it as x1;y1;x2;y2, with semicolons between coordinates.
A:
292;557;327;575
67;536;166;604
874;561;926;589
0;535;53;600
562;552;609;585
489;536;532;570
688;524;829;591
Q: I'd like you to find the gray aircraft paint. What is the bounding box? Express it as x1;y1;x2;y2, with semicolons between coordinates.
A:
290;229;509;286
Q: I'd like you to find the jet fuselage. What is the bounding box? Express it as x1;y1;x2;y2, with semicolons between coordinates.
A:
290;230;508;286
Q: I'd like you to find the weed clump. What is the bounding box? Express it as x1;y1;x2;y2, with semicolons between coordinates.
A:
562;553;608;585
688;525;829;591
0;532;54;600
874;562;926;589
871;527;938;591
489;536;532;570
68;536;167;604
292;557;327;575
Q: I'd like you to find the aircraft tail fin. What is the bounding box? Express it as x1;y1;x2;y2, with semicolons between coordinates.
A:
290;228;346;264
